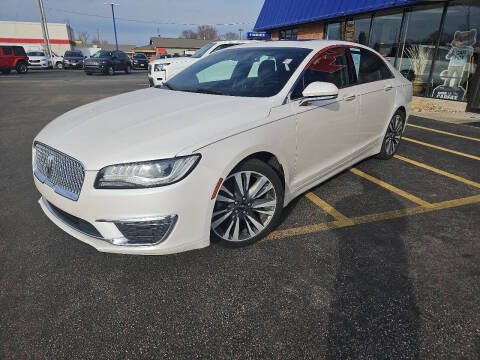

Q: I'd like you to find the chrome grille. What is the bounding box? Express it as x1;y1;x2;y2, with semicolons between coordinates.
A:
34;142;85;201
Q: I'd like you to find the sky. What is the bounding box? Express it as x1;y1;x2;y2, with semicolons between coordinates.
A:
0;0;265;45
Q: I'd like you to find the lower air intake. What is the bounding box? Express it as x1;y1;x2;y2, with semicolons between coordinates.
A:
114;215;177;245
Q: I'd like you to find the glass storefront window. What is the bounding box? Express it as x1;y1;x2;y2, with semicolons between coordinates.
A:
279;28;298;40
430;0;480;101
326;22;344;40
345;16;372;45
396;6;443;95
369;10;403;63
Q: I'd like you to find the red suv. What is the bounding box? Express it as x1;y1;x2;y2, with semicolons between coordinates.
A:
0;45;29;74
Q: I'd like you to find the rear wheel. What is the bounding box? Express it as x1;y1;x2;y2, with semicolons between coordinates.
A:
15;62;28;74
376;111;405;160
211;159;284;246
1;68;11;74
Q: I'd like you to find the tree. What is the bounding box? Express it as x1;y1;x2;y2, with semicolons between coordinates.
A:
77;31;90;44
223;32;239;40
196;25;218;40
180;29;198;39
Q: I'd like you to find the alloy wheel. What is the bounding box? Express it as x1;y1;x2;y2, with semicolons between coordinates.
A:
212;170;277;242
385;114;403;155
108;66;114;75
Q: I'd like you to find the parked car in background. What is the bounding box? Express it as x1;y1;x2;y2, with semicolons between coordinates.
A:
27;51;51;69
50;51;64;69
0;45;29;74
131;53;149;70
63;50;85;69
83;50;132;75
32;40;412;255
156;53;172;60
148;40;252;87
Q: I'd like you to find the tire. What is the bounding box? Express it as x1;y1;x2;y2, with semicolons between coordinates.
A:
376;111;405;160
1;68;11;74
211;158;284;247
56;62;63;69
106;65;114;75
85;72;92;75
125;65;131;74
15;62;28;74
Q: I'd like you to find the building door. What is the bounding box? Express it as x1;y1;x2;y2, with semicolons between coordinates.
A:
466;58;480;113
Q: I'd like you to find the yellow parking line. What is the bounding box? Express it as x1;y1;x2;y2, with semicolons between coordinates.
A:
305;192;350;221
403;137;480;161
407;123;480;142
350;168;433;207
265;194;480;241
394;155;480;189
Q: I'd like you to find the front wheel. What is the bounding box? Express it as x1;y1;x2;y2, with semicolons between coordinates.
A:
15;62;28;74
376;111;405;160
211;159;284;246
106;65;114;75
56;62;63;69
125;65;131;74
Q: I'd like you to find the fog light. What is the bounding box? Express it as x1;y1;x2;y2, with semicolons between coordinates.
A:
111;215;177;245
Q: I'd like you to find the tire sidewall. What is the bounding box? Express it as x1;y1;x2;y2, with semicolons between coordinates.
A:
212;158;284;247
16;62;28;74
377;111;405;160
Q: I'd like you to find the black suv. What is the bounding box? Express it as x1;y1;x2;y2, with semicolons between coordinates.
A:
84;50;132;75
131;53;149;70
63;50;85;69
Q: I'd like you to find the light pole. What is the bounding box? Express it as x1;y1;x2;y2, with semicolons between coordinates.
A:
104;2;119;51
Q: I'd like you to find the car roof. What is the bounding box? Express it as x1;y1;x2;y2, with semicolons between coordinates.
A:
213;40;257;45
232;40;372;51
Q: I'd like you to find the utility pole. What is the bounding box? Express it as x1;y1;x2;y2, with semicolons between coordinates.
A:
104;3;119;51
36;0;51;56
238;28;243;40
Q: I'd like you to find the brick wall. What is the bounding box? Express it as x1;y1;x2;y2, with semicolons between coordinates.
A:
298;22;324;39
268;22;324;41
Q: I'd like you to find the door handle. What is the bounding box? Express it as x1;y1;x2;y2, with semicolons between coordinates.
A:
384;84;393;91
344;94;356;101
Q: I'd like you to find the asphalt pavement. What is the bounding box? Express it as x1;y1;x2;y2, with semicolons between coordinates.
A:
1;70;479;359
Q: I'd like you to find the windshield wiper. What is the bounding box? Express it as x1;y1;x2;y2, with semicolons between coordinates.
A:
194;88;226;96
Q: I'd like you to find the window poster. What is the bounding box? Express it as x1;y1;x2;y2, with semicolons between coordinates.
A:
433;29;477;101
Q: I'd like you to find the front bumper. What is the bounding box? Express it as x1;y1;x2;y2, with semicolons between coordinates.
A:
34;161;215;255
64;61;84;69
28;62;49;68
84;65;108;73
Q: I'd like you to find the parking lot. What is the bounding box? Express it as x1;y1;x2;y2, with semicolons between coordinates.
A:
1;70;479;359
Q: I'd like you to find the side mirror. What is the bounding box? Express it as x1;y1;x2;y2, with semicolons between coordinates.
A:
299;82;338;106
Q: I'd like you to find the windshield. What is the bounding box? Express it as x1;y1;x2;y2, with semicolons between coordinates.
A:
27;51;45;56
133;54;147;59
65;51;83;57
91;50;112;58
165;47;312;97
191;42;216;58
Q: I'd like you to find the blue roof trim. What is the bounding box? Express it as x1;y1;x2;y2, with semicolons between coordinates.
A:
254;0;418;31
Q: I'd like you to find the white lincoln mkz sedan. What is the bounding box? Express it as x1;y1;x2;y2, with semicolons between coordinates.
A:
33;40;412;255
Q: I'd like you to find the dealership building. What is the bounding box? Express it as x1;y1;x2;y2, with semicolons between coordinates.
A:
254;0;480;112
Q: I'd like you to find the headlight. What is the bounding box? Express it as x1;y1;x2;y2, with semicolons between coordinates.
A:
154;63;170;72
94;155;201;189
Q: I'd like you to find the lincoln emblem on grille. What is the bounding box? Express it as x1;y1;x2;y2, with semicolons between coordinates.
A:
45;155;54;177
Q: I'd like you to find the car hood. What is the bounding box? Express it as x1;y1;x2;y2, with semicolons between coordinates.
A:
28;56;48;60
35;88;273;170
85;57;110;62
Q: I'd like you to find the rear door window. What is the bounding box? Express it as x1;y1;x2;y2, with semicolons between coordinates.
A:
3;47;12;55
349;47;394;84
